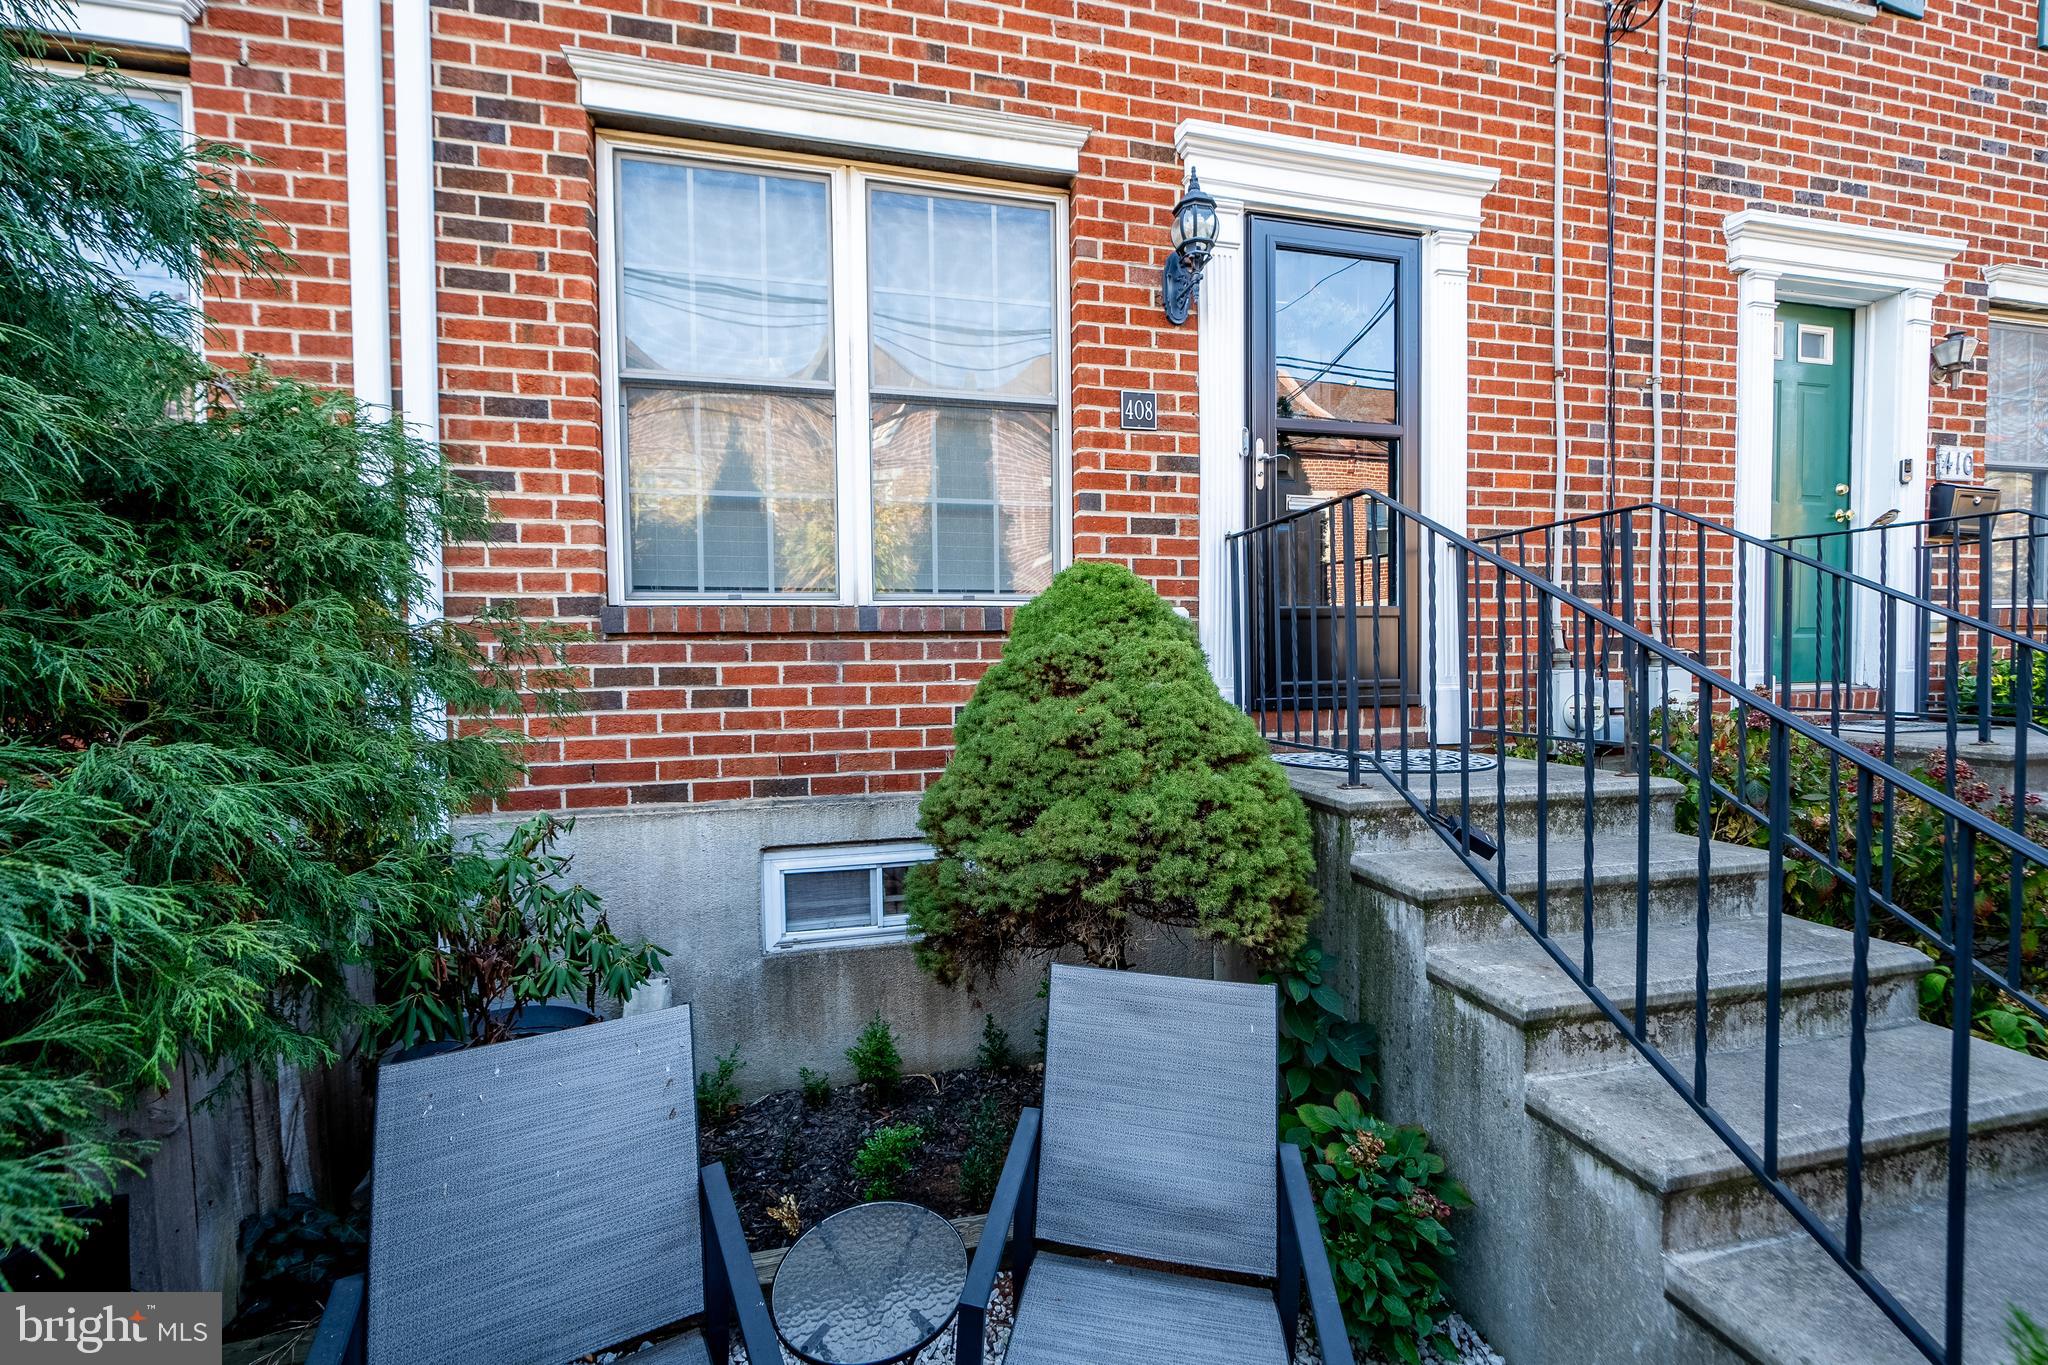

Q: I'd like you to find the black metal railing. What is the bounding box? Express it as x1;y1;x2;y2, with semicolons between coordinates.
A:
1226;487;2048;1364
1484;503;2048;756
1776;508;2048;715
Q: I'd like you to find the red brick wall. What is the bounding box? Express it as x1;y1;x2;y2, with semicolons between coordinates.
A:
177;0;2048;809
189;0;357;385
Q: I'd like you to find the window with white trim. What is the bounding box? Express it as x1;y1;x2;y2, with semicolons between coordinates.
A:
603;141;1066;604
50;70;194;313
1986;316;2048;603
762;841;935;950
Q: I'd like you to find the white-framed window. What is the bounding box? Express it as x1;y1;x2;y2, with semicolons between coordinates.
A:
762;841;935;951
597;135;1070;605
1986;314;2048;603
62;68;194;310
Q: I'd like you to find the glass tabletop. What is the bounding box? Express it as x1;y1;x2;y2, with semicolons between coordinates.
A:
770;1201;968;1365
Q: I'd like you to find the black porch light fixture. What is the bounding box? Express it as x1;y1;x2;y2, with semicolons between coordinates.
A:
1930;329;1979;387
1161;167;1219;325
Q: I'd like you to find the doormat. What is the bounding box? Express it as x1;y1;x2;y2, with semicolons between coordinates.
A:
1274;749;1499;774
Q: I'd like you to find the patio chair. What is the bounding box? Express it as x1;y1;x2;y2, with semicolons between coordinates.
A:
305;1006;777;1365
960;964;1356;1365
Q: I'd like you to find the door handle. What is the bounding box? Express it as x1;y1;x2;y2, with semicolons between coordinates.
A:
1251;436;1283;490
1833;509;1854;524
1835;483;1851;496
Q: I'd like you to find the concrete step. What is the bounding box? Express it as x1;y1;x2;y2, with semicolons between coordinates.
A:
1838;719;2048;802
1427;915;1930;1074
1668;1177;2048;1365
1350;827;1771;945
1529;1021;2048;1252
1285;757;1684;853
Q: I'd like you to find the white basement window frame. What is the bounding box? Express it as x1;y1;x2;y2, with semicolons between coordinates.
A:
762;840;936;952
594;131;1073;608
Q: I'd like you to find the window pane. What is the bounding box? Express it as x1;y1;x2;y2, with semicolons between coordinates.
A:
872;402;1055;595
869;189;1055;398
1273;248;1398;424
624;386;836;594
784;868;875;932
880;864;914;921
93;91;190;309
1986;470;2048;602
1989;322;2048;472
618;160;831;383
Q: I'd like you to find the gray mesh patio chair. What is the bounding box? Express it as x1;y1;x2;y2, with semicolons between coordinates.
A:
959;964;1355;1365
304;1006;777;1365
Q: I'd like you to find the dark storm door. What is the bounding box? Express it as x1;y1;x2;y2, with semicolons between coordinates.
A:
1770;302;1856;685
1246;217;1421;709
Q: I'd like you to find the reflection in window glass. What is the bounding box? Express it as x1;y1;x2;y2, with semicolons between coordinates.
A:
618;160;831;382
92;89;190;310
783;868;875;932
1273;248;1397;425
869;190;1054;397
868;189;1058;595
1987;322;2048;603
871;402;1055;595
617;159;836;594
624;387;836;594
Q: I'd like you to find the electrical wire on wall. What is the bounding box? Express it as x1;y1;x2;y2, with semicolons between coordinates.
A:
1602;0;1667;517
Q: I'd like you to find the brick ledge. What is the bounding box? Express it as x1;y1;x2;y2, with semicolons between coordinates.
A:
599;603;1015;636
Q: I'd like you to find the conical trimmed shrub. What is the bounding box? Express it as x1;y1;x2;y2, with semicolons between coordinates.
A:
906;562;1317;986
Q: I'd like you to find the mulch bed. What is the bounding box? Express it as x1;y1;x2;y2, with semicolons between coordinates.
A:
702;1063;1045;1250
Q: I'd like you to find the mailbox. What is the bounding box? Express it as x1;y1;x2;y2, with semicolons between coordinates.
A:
1927;481;2000;540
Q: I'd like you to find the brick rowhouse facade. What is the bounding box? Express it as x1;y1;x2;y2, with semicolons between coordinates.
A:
65;0;2048;1089
116;0;2044;811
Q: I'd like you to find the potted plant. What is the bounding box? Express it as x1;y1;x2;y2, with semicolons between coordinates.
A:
379;815;668;1060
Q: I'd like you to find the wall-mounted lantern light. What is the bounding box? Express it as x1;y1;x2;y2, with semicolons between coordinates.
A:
1930;329;1979;387
1161;168;1219;326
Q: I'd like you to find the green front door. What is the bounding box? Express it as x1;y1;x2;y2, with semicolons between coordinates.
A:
1771;303;1855;684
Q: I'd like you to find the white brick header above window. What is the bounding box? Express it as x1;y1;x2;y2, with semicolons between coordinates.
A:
59;0;203;53
564;50;1090;182
1986;263;2048;313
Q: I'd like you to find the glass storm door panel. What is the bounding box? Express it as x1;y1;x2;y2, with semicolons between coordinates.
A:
1770;302;1856;686
1246;218;1421;709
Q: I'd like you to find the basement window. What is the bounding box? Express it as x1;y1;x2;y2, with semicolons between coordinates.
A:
763;841;934;951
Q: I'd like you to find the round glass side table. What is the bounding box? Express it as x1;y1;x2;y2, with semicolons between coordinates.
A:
769;1201;968;1365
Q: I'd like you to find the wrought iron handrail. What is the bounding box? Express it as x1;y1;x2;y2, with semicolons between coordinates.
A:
1228;486;2048;1364
1487;502;2048;745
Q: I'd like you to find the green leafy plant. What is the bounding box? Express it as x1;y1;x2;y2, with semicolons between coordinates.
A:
799;1067;832;1108
2012;1306;2048;1365
0;7;579;1270
975;1013;1015;1073
228;1195;366;1336
957;1095;1011;1208
1920;967;2048;1060
695;1048;744;1125
846;1012;904;1092
1956;654;2048;721
380;815;668;1052
1287;1091;1470;1365
1264;939;1377;1108
851;1123;925;1201
907;562;1316;985
1653;706;2048;1052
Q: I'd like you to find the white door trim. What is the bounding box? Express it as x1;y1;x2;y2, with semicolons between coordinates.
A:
1721;210;1962;690
1178;120;1497;733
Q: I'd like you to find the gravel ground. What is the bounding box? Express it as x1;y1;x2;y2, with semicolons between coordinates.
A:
701;1273;1503;1365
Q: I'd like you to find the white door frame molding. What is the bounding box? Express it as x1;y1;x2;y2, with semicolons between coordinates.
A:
1721;209;1962;690
1177;120;1498;733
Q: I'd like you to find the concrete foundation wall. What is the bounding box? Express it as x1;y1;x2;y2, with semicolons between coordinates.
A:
458;793;1223;1098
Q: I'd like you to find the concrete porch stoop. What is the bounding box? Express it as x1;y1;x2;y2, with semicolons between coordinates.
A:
1291;759;2048;1365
